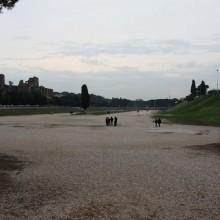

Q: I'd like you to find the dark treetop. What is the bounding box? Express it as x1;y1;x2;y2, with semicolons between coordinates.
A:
0;0;19;13
81;84;90;110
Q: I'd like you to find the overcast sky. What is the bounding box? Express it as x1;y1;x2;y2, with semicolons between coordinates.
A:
1;0;220;100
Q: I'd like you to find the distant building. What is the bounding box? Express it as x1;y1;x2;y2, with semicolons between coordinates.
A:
39;86;53;97
25;76;39;88
0;74;53;97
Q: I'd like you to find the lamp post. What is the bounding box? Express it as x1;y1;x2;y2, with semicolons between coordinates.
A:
217;69;219;95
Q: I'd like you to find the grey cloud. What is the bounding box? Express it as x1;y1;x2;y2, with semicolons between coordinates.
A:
55;39;193;57
50;38;220;57
5;38;219;64
14;36;30;41
175;61;202;69
80;57;109;66
0;56;51;61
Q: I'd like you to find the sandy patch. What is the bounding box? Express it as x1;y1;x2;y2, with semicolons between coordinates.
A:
0;111;220;219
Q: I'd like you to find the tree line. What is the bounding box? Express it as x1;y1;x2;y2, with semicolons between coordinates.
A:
0;86;48;105
0;84;177;108
186;80;209;101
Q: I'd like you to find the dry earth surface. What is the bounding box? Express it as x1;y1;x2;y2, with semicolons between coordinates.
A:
0;111;220;220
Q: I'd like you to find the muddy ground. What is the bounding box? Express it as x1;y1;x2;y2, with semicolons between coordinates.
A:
0;111;220;219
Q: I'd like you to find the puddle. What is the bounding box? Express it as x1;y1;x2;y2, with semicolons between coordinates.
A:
8;123;106;129
146;128;208;135
0;154;26;171
0;153;28;192
185;143;220;156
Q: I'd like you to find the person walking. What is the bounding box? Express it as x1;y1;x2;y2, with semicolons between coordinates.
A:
114;116;118;127
110;117;113;126
158;118;162;127
106;117;110;126
154;119;158;127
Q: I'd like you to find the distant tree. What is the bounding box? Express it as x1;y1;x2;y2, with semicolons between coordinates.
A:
0;0;19;13
198;81;209;96
57;92;80;106
185;94;194;102
8;81;14;86
81;84;90;110
191;80;196;97
208;89;219;96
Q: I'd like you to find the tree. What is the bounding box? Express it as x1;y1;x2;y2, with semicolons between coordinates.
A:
200;81;206;95
8;80;14;86
198;81;209;96
0;0;19;13
81;84;90;110
190;80;196;97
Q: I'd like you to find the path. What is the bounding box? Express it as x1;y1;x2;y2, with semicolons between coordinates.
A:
0;111;220;219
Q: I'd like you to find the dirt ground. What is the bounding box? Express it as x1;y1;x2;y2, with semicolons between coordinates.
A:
0;111;220;220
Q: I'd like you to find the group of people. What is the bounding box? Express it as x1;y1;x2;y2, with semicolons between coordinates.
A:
106;116;118;127
155;117;162;127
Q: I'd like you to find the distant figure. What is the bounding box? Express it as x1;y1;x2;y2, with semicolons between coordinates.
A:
110;117;113;126
158;118;162;127
106;117;109;126
114;116;118;127
154;119;158;127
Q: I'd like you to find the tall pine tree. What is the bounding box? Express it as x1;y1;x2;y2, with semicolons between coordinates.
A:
81;84;90;110
191;80;196;97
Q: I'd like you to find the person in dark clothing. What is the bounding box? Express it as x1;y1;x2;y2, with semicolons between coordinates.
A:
114;116;118;127
154;119;158;127
105;117;109;126
110;117;113;126
158;118;162;127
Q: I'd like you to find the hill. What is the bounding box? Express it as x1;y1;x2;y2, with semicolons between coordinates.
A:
159;96;220;126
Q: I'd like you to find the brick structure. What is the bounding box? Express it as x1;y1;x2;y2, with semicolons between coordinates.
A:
26;76;39;88
39;86;54;97
0;74;53;97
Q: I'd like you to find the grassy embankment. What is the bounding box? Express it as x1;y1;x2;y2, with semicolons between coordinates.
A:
0;106;131;117
158;96;220;126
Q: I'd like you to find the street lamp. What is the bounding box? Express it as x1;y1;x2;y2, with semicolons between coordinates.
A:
217;69;219;95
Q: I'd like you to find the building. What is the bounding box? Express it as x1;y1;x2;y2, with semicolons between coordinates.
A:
39;86;54;97
26;76;39;88
0;74;53;97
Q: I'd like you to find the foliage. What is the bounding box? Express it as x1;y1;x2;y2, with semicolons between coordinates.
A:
0;87;178;108
0;0;19;13
53;92;80;107
188;80;209;101
0;87;48;105
190;80;196;97
208;89;220;96
198;80;209;96
81;84;90;110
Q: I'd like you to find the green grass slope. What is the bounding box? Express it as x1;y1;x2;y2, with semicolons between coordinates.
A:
0;106;82;116
0;106;131;117
160;96;220;126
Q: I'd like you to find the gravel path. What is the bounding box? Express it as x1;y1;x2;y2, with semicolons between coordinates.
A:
0;111;220;220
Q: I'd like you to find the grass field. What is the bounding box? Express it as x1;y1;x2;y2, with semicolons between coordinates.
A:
0;106;132;117
158;96;220;126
